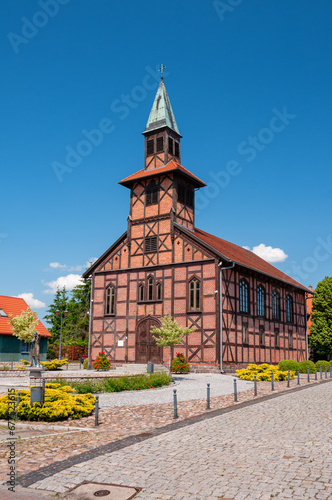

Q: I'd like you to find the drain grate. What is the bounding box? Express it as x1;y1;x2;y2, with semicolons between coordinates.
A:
64;481;141;500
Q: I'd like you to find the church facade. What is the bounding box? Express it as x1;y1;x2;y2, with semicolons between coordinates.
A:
83;77;310;371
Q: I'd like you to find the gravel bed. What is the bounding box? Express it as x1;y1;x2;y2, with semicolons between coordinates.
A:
98;373;252;407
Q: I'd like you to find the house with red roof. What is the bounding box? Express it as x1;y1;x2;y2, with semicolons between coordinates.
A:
83;76;312;371
0;295;51;362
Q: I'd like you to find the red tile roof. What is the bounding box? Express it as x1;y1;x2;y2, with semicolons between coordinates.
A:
119;160;206;188
178;226;310;292
0;295;51;337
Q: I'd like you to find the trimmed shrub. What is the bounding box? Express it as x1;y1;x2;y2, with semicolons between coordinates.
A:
40;359;68;371
172;353;190;373
0;383;95;421
83;358;89;369
316;360;330;370
278;360;299;372
236;363;295;382
93;352;111;371
298;360;315;374
51;372;172;394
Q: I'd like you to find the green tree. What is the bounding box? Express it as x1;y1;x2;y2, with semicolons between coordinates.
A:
65;279;91;345
44;288;69;345
151;315;195;376
309;276;332;358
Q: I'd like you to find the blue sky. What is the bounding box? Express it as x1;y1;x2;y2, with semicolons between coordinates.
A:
1;0;331;322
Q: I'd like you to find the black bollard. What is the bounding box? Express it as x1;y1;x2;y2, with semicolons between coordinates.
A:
287;370;290;387
307;367;310;382
207;383;210;410
297;369;300;385
271;371;274;391
254;375;257;396
173;389;178;419
325;366;327;379
233;378;237;402
94;395;99;427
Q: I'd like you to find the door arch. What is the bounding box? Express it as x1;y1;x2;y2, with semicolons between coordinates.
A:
135;316;163;364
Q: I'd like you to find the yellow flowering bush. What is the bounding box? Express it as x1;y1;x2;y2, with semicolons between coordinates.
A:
40;359;68;371
236;364;296;381
0;383;95;421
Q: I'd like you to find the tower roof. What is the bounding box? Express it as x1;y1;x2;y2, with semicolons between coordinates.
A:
143;80;181;136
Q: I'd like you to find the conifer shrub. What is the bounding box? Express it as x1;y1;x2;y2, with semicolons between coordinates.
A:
83;358;89;369
171;353;190;373
298;360;315;373
315;360;330;370
0;383;95;421
278;360;300;372
40;359;68;371
92;352;111;371
236;364;295;381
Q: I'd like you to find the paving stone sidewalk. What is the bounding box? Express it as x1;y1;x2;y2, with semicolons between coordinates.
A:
28;381;332;499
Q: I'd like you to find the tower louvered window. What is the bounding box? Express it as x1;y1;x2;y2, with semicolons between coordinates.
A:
147;140;154;156
174;141;180;158
146;180;159;205
156;137;163;152
145;236;157;253
168;138;174;154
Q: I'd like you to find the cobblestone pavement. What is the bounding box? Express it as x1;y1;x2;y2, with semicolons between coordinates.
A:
20;381;332;499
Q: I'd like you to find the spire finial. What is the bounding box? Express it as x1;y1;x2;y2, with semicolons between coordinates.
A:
158;64;166;80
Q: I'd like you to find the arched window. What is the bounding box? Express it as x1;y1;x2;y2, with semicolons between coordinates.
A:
148;276;154;301
257;285;265;317
239;279;249;314
156;282;162;301
286;294;293;323
138;284;144;302
146;180;159;205
105;285;115;315
189;278;201;311
272;290;280;320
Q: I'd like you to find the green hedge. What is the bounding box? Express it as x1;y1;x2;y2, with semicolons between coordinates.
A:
316;360;330;370
51;372;171;394
298;360;315;373
278;360;299;372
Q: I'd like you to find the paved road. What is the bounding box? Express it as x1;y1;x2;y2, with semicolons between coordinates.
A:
29;382;332;499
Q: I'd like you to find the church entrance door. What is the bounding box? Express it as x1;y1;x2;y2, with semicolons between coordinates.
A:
136;316;163;364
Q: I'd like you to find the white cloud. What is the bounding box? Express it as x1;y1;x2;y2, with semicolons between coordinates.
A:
50;262;66;269
17;293;46;309
243;243;288;263
43;274;84;294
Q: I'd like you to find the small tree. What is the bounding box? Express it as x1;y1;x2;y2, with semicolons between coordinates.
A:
151;315;195;376
9;308;39;364
309;276;332;358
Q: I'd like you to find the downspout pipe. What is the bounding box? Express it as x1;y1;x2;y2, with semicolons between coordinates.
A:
87;275;94;370
218;260;235;374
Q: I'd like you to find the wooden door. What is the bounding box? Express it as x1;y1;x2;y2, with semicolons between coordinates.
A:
136;317;162;364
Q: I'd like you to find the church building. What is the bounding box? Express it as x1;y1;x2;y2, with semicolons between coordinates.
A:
83;75;311;371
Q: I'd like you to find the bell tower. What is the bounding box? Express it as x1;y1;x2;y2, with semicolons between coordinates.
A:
142;70;182;170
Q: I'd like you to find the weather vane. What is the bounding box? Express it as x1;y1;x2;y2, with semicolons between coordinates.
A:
158;64;166;80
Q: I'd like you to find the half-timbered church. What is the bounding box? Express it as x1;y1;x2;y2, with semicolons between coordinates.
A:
84;74;310;371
